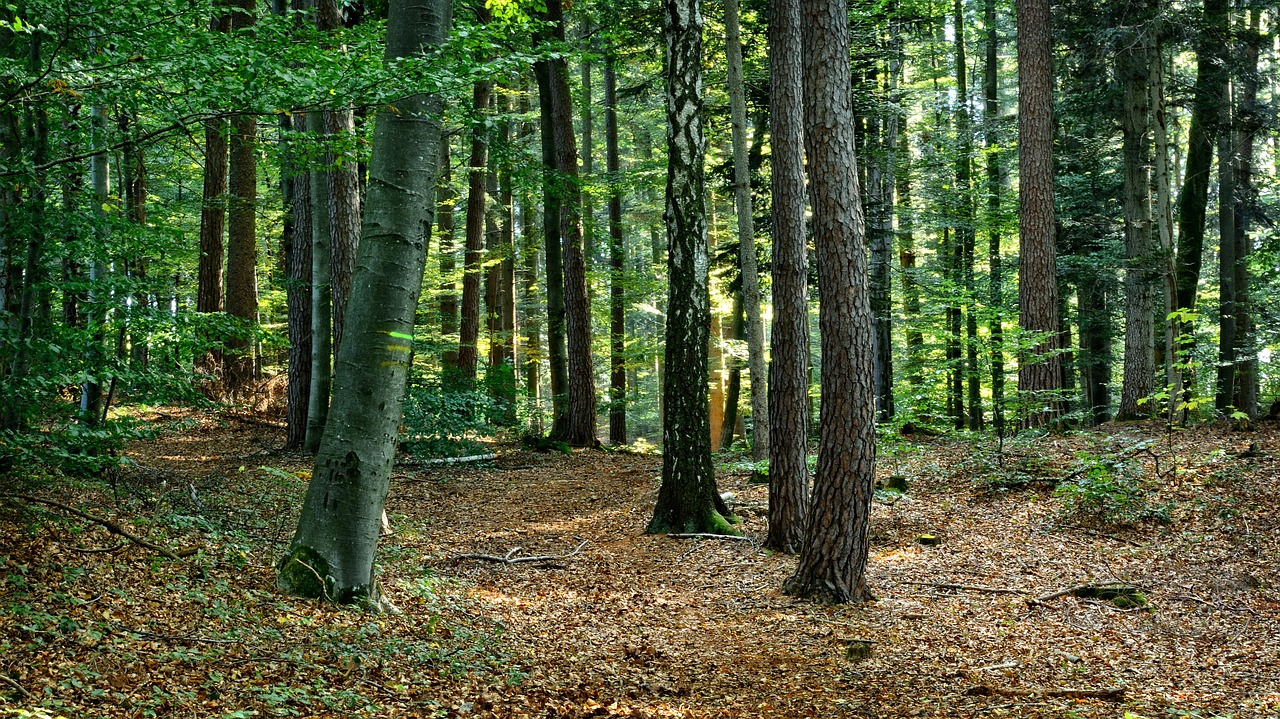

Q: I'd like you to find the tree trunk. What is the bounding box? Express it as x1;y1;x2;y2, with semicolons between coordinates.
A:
783;0;877;604
285;114;313;451
1232;9;1260;418
196;10;231;334
1015;0;1063;427
533;45;569;432
1149;31;1180;421
766;0;809;555
724;0;770;457
1117;8;1156;421
605;52;627;445
456;77;490;382
1173;0;1228;402
279;0;450;607
223;0;259;393
648;0;731;535
983;0;1005;433
580;26;595;271
954;0;981;431
489;91;517;422
437;138;459;369
325;107;362;357
305;107;333;453
80;99;109;428
1214;18;1237;414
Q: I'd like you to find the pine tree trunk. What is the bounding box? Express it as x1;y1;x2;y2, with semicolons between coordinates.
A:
1149;32;1180;421
223;0;259;393
1215;22;1237;414
437;139;459;369
648;0;731;535
766;0;809;555
724;0;770;457
954;0;981;431
1015;0;1063;427
783;0;877;604
279;0;450;607
605;53;627;445
1232;9;1260;418
1117;10;1156;421
196;10;230;330
490;93;517;422
533;49;570;431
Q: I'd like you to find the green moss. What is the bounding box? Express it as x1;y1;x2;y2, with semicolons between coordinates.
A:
276;545;332;599
1072;582;1146;608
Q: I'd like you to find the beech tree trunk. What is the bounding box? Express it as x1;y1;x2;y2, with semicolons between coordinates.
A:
305;106;333;453
724;0;769;458
766;0;808;556
648;0;732;536
1232;9;1260;418
783;0;877;604
1015;0;1063;427
279;0;450;607
437;139;459;370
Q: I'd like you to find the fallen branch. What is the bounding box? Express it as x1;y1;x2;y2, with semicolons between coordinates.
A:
396;453;497;467
1055;523;1143;547
4;494;184;561
453;540;588;566
901;581;1027;596
666;533;755;542
1027;581;1144;606
0;673;34;700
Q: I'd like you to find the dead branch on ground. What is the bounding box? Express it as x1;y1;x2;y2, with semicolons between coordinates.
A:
4;494;187;561
453;540;589;566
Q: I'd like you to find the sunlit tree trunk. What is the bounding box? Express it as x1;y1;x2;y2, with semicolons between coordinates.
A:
1232;9;1260;418
724;0;769;457
648;0;732;535
1015;0;1063;427
80;99;110;427
224;0;259;393
437;139;459;369
196;8;230;364
279;0;450;607
456;75;490;382
783;0;877;604
983;0;1005;432
766;0;808;555
955;0;980;431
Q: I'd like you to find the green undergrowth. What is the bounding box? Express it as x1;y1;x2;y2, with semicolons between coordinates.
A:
0;441;512;718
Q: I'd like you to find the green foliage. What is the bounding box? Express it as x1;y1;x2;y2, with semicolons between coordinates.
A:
401;376;497;459
1054;450;1152;525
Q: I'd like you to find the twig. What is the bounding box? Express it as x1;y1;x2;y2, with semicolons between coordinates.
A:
68;542;128;554
4;494;184;561
1026;581;1140;606
666;533;755;542
1055;523;1143;547
0;673;34;700
901;581;1027;596
453;540;589;565
396;453;497;467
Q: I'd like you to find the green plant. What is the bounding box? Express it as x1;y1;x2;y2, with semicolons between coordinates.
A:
1055;450;1150;524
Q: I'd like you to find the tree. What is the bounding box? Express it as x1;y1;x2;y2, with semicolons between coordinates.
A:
982;0;1006;432
1015;0;1062;427
604;49;627;445
647;0;733;536
455;69;491;382
224;0;259;392
724;0;768;459
278;0;450;607
782;0;877;603
196;7;230;367
765;0;808;555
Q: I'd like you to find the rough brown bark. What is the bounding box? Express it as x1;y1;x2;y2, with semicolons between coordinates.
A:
456;78;490;382
605;53;627;445
983;0;1005;432
782;0;877;604
533;29;569;430
437;139;459;369
1015;0;1063;427
223;0;259;392
765;0;808;556
196;10;231;323
1232;9;1260;418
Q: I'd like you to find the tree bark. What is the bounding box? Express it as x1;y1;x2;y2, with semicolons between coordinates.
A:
285;114;313;451
1117;6;1156;421
279;0;450;607
1232;9;1260;418
724;0;770;457
1015;0;1063;427
80;99;109;427
196;10;231;328
782;0;877;604
605;52;627;445
305;107;333;453
533;35;569;432
955;0;981;431
983;0;1005;432
648;0;731;535
766;0;808;555
437;138;459;370
224;0;259;393
456;77;490;382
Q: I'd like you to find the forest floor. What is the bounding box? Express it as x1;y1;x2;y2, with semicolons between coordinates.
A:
2;410;1278;718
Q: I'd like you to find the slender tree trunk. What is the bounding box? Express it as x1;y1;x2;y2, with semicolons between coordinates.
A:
1015;0;1063;427
533;47;570;431
286;114;313;451
605;53;627;445
325;107;362;356
517;94;543;433
279;0;450;607
1149;32;1180;421
783;0;877;604
983;0;1005;433
724;0;770;456
766;0;809;555
196;9;230;339
1215;22;1237;414
223;0;259;392
81;101;109;427
580;26;595;270
305;106;333;453
719;293;745;450
955;0;981;431
868;105;894;425
490;91;517;421
1117;8;1156;421
456;77;490;382
437;139;459;369
1233;9;1260;418
648;0;731;535
1173;0;1228;400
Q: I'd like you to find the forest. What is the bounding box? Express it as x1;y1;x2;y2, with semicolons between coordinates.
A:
1;0;1279;715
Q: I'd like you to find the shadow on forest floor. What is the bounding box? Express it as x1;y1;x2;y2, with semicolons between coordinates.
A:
2;408;1278;718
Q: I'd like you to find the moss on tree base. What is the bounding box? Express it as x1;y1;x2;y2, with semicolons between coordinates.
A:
646;509;740;536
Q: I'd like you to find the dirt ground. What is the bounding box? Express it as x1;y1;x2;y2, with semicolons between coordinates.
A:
2;411;1278;718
